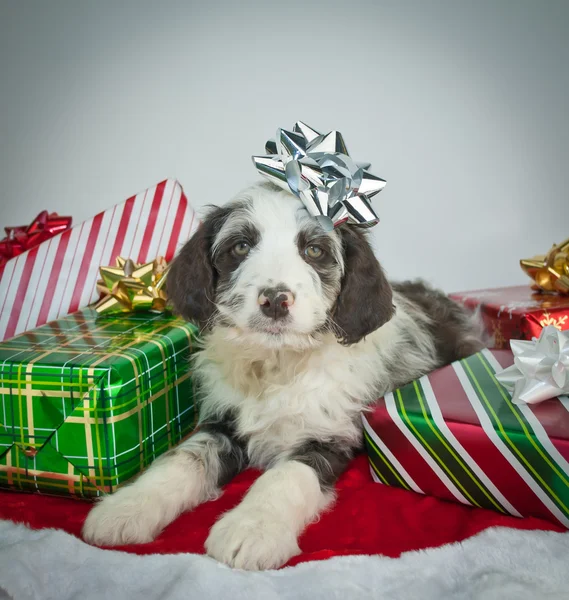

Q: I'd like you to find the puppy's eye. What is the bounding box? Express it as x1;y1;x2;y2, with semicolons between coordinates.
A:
233;241;250;257
305;245;323;259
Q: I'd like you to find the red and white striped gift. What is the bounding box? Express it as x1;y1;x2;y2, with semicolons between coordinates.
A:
363;348;569;527
0;179;199;342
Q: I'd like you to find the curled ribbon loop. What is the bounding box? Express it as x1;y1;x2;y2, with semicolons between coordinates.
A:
496;325;569;404
0;211;72;266
95;256;169;315
252;121;386;231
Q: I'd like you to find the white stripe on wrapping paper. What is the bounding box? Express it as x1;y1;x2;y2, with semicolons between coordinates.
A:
146;180;176;261
176;199;197;246
102;202;124;265
482;349;569;477
47;222;84;323
362;414;423;494
0;255;25;340
16;235;52;335
0;260;18;334
383;391;469;505
177;191;197;248
125;187;152;260
123;189;148;258
23;237;58;332
452;360;569;527
419;374;521;516
56;221;93;319
35;233;68;327
0;258;18;320
77;207;115;309
87;202;125;306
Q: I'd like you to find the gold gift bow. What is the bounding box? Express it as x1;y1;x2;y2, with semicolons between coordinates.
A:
95;256;169;314
520;237;569;295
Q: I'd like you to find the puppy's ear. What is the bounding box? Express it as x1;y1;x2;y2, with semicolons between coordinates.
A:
166;206;230;329
332;227;394;345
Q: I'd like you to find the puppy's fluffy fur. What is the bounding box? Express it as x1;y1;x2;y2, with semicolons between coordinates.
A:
83;182;485;569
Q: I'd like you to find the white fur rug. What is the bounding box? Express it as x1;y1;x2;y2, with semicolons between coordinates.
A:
1;520;568;600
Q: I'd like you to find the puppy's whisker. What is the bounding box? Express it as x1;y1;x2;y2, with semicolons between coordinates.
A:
324;316;347;340
202;307;223;333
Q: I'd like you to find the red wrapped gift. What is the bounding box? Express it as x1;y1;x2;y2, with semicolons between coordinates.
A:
450;286;569;349
363;348;569;527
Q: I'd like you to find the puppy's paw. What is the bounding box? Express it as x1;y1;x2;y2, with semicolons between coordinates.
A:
205;507;300;570
82;487;161;546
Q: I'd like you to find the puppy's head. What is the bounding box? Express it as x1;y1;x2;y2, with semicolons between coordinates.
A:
167;183;393;348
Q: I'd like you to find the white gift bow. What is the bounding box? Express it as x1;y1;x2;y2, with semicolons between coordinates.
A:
496;325;569;404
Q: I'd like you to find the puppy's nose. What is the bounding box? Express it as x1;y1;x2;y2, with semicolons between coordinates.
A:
258;288;295;320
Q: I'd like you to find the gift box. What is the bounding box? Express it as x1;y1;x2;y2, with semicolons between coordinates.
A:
0;309;198;498
450;286;569;349
0;179;198;342
363;348;569;527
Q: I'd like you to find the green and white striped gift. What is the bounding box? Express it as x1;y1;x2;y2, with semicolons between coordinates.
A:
0;309;198;498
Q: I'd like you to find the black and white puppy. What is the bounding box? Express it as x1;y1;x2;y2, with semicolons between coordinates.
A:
83;181;485;569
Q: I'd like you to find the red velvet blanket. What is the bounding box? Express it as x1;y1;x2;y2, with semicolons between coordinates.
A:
0;455;562;566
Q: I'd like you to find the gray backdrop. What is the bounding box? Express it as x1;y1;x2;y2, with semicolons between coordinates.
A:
1;0;568;292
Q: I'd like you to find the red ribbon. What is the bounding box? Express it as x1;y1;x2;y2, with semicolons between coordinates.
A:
0;211;72;266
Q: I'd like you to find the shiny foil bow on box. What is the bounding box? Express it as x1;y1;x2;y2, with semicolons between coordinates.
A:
252;121;386;231
520;237;569;295
496;325;569;404
95;256;169;315
0;211;72;267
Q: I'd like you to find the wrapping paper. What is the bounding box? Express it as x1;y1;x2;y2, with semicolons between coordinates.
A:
363;348;569;527
0;179;198;342
450;286;569;349
0;309;198;498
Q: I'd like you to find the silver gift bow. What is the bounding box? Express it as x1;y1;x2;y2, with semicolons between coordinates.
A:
496;325;569;404
252;121;386;231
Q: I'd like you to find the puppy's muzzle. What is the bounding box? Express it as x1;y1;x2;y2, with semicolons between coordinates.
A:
258;288;295;320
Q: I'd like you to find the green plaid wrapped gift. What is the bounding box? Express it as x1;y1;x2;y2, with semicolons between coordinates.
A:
0;309;199;498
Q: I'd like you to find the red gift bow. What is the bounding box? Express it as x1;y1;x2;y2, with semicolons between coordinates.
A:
0;211;72;266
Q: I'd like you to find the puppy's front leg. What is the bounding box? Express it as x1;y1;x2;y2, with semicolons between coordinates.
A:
83;422;245;546
206;443;352;570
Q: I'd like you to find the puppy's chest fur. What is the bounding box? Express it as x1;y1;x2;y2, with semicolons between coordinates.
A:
194;331;387;467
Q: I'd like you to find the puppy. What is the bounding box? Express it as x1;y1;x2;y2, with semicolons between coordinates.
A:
83;181;485;569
